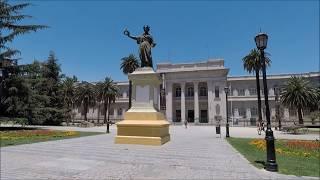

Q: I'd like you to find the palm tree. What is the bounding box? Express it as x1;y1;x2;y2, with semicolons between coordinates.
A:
242;49;271;124
96;77;119;133
61;76;77;125
95;83;104;124
74;81;95;122
281;76;318;125
106;86;118;133
120;54;140;109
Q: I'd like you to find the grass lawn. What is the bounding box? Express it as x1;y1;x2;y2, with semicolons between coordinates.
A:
227;138;320;177
0;127;103;147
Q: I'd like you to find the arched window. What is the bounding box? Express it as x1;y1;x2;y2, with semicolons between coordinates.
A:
187;87;194;97
200;87;207;96
216;104;220;115
175;87;181;97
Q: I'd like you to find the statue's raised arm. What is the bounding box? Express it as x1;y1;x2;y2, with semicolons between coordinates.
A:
124;28;138;41
123;25;156;68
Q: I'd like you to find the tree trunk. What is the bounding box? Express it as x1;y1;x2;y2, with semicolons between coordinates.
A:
129;80;132;109
97;103;100;124
103;101;107;124
298;107;304;125
255;69;263;124
107;99;110;134
84;105;87;121
71;102;74;124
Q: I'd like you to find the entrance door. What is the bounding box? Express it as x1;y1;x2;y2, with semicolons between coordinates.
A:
200;110;208;123
175;110;181;122
188;110;194;122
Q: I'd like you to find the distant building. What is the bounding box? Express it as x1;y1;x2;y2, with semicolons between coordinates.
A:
73;59;320;126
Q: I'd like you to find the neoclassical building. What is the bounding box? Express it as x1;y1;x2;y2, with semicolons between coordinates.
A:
74;59;320;126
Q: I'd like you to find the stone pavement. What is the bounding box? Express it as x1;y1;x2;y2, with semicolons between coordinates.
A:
1;126;318;180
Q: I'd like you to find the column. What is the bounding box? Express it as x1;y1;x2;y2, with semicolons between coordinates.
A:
207;81;214;124
165;82;173;122
246;108;251;119
122;108;126;119
114;108;117;120
194;81;199;124
158;87;161;111
181;82;186;123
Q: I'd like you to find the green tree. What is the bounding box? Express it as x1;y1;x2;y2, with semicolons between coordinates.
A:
95;83;103;124
120;54;140;109
61;76;77;125
242;49;271;124
281;76;318;125
39;52;64;125
106;85;118;133
2;76;29;119
96;77;119;133
75;81;95;122
0;0;47;75
0;0;46;118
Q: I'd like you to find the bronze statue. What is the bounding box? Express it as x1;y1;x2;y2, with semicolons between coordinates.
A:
124;25;156;68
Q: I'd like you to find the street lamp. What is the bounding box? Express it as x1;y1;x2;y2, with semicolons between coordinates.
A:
224;86;230;138
255;32;278;172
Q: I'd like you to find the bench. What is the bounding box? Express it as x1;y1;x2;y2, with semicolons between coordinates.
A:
281;125;306;134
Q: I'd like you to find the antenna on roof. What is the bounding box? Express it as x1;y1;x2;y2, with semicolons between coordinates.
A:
259;27;262;33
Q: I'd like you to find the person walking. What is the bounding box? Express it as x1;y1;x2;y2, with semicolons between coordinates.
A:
184;119;188;129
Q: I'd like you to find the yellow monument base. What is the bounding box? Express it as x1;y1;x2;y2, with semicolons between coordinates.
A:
115;67;170;146
115;112;170;146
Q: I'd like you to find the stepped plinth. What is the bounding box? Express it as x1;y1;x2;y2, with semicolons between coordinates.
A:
115;67;170;145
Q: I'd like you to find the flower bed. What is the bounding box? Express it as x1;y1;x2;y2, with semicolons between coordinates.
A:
0;129;101;147
249;139;320;158
228;138;320;177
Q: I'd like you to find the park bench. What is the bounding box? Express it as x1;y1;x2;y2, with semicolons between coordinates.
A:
281;124;306;134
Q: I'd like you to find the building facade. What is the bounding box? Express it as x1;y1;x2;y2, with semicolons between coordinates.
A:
74;59;320;126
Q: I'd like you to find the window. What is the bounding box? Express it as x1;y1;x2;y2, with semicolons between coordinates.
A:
175;87;181;97
239;108;246;117
249;88;257;96
238;89;245;96
215;104;220;115
251;107;258;116
215;86;219;98
118;108;123;116
187;87;194;97
200;87;207;96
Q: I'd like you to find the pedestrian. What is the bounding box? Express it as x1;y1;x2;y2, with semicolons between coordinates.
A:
184;119;188;129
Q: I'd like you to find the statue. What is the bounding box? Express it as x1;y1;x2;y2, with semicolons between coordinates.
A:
124;25;156;68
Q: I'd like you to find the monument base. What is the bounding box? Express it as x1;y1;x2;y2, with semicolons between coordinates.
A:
115;112;170;146
114;67;170;146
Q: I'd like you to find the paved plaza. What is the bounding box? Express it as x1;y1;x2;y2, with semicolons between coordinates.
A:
1;126;318;180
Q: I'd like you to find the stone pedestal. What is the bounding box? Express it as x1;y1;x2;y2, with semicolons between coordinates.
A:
115;67;170;145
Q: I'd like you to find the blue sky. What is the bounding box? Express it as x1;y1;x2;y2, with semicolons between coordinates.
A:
11;0;319;82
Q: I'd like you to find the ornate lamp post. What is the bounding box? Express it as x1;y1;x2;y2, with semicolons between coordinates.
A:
224;87;230;138
255;32;278;172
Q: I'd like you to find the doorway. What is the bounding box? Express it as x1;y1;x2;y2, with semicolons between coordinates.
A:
188;110;194;122
200;110;208;123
